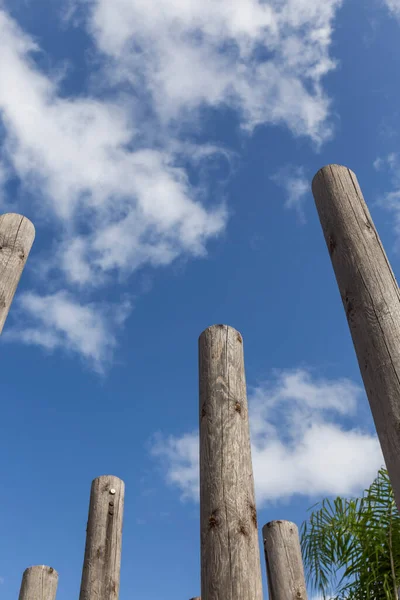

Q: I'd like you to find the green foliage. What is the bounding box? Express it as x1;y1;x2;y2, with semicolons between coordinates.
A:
300;468;400;600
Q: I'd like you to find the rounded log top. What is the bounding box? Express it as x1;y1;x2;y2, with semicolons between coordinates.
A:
199;324;242;340
23;566;57;574
92;474;124;483
0;213;36;237
311;164;355;191
262;520;298;533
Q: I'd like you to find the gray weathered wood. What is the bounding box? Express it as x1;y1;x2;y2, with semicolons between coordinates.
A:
189;597;201;599
18;566;58;600
312;164;400;510
79;476;125;600
0;213;35;334
263;521;307;600
199;324;263;600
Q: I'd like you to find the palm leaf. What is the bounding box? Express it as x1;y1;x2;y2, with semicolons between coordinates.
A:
300;467;400;600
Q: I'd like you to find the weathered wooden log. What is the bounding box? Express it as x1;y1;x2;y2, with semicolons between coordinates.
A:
0;213;35;333
199;324;263;600
18;566;58;600
79;476;125;600
263;520;307;600
312;165;400;509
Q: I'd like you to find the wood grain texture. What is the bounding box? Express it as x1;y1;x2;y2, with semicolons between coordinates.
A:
199;325;263;600
263;521;307;600
18;566;58;600
0;213;35;334
312;164;400;509
79;476;124;600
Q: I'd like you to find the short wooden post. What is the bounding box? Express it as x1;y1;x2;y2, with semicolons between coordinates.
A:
79;476;125;600
199;325;263;600
263;521;307;600
312;164;400;510
18;566;58;600
0;213;35;334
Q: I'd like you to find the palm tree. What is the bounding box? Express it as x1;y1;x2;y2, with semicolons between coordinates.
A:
300;468;400;600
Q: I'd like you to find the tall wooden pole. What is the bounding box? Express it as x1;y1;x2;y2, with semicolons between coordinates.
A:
79;476;125;600
312;164;400;509
0;213;35;334
199;324;263;600
18;566;58;600
263;521;308;600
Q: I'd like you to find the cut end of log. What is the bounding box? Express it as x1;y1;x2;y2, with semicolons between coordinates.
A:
23;566;58;577
311;164;354;193
198;324;243;342
19;565;59;600
92;475;125;488
0;213;36;240
0;212;36;335
262;520;298;536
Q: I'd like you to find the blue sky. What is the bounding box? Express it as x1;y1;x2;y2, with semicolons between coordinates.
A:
1;0;400;598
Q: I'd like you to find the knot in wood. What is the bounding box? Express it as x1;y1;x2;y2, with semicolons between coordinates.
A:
209;513;218;529
344;294;354;318
239;521;249;536
328;235;336;255
249;503;257;528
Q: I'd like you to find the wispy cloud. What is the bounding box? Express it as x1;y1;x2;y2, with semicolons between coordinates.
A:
0;0;344;367
76;0;342;143
373;153;398;172
151;369;383;505
271;165;309;221
151;431;200;501
0;10;227;281
0;8;227;365
383;0;400;18
373;153;400;249
3;291;132;372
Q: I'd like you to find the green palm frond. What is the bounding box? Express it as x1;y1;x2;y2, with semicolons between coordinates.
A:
300;467;400;600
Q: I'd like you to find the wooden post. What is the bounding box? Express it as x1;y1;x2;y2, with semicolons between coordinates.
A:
0;213;35;334
18;566;58;600
199;325;263;600
263;521;308;600
312;164;400;510
79;476;125;600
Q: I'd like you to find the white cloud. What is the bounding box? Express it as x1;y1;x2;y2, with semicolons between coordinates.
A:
384;0;400;17
77;0;342;143
151;432;199;500
3;291;132;372
151;369;383;505
373;153;397;171
373;153;400;249
271;165;309;219
0;0;344;367
0;8;229;366
0;9;226;283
